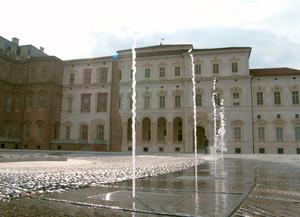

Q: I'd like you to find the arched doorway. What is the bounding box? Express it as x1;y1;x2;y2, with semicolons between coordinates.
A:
173;117;183;144
142;117;151;142
157;117;167;143
193;126;205;152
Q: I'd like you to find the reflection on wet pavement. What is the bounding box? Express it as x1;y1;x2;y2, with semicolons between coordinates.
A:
2;157;300;216
38;157;258;216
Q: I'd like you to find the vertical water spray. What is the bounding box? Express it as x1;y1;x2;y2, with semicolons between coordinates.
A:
188;49;198;166
211;78;218;157
219;99;227;153
131;38;137;199
189;49;199;214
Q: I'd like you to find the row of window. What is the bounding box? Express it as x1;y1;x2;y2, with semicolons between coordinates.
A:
4;95;61;112
3;123;44;140
69;68;108;85
121;62;239;81
119;90;299;110
67;93;107;113
4;91;299;113
1;123;105;142
233;126;300;141
256;91;299;105
235;147;300;154
64;125;105;141
6;69;63;83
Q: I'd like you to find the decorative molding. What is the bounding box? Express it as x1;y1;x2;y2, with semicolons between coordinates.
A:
230;86;242;93
231;119;245;126
157;90;167;96
172;89;183;96
271;85;283;92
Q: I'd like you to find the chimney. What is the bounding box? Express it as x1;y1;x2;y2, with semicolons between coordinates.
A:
40;47;44;52
12;37;19;46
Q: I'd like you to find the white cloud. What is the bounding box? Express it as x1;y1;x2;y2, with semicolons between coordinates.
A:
1;0;300;68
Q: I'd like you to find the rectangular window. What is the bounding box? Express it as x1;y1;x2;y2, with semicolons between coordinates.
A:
276;127;283;141
130;69;133;79
98;93;107;112
145;68;150;78
83;70;91;84
65;126;70;140
27;96;32;111
214;93;220;106
233;93;240;106
101;70;107;82
292;91;299;104
30;70;35;82
18;71;23;82
129;97;133;109
39;95;45;109
119;71;122;80
67;98;73;113
195;64;201;75
258;127;265;141
6;96;11;111
257;114;261;119
56;98;61;112
69;73;74;84
81;94;91;112
37;124;43;140
12;124;18;138
80;125;88;140
235;148;241;154
259;148;265;154
295;127;300;141
15;97;20;111
277;148;284;154
175;67;180;77
159;67;165;78
42;68;47;81
118;97;121;109
9;70;14;81
25;124;30;139
159;96;165;108
144;96;150;109
232;62;238;73
196;94;202;107
296;114;299;119
257;92;263;105
4;124;9;137
213;63;219;74
234;127;241;140
175;95;181;108
274;92;281;105
97;125;104;141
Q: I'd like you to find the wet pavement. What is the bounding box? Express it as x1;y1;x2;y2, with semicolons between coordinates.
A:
1;155;300;216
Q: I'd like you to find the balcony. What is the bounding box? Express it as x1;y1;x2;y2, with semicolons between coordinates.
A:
91;139;107;144
0;137;21;143
51;139;87;144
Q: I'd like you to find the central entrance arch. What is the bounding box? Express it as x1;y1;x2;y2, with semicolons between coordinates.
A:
193;126;206;152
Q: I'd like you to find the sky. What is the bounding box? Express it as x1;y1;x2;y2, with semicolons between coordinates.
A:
1;0;300;69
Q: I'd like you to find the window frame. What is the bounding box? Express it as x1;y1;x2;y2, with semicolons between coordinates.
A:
274;91;281;105
257;92;263;105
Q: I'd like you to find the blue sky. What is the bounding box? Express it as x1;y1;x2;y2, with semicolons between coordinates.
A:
2;0;300;69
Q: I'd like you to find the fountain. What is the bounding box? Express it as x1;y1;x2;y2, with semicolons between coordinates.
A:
188;49;199;215
211;78;227;157
131;38;137;199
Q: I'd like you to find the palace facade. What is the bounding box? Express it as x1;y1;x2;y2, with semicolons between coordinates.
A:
0;36;299;154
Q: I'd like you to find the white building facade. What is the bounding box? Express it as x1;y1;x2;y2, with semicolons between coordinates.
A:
53;44;300;154
54;57;113;151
